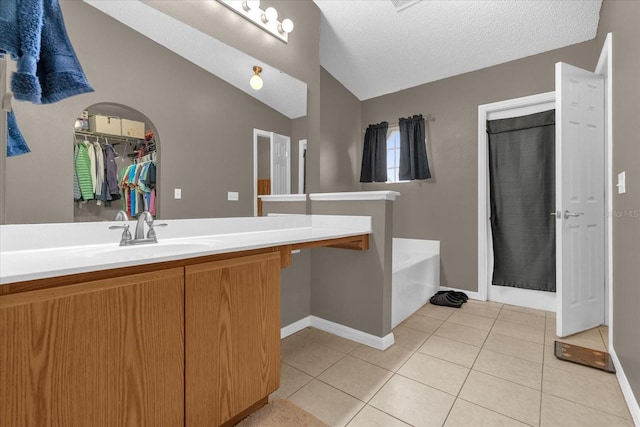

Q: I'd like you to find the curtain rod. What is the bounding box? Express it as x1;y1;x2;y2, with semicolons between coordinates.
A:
362;113;435;132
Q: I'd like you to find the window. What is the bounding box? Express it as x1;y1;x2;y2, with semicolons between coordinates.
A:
386;129;404;183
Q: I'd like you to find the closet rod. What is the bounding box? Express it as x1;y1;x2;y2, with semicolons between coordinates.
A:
73;130;143;145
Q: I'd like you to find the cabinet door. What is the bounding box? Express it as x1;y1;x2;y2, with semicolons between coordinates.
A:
0;268;185;427
186;252;281;426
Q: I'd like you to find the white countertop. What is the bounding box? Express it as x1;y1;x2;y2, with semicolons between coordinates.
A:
0;215;372;285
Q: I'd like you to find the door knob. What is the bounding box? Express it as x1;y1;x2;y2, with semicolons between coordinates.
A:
550;211;560;218
564;210;584;219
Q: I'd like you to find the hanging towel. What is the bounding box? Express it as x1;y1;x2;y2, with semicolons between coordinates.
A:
1;0;93;104
6;110;30;157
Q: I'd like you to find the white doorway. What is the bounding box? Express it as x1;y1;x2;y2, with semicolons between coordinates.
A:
477;34;613;338
478;92;557;312
253;129;291;216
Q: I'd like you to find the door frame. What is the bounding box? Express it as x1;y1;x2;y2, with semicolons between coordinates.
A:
477;33;613;327
298;139;307;195
253;128;271;216
477;92;557;311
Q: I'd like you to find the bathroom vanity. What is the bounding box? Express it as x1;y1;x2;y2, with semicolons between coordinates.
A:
0;215;371;427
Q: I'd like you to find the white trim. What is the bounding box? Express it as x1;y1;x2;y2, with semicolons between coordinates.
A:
298;139;307;195
253;128;271;216
280;315;395;350
610;346;640;425
280;316;311;339
477;92;556;303
595;33;613;335
259;194;307;202
310;191;401;201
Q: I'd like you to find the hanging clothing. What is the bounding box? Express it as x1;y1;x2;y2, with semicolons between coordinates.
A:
487;109;556;292
75;142;94;200
73;143;81;201
399;114;431;180
103;144;120;200
93;141;105;201
360;122;389;182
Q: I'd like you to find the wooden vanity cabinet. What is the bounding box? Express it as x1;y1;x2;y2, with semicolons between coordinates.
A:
0;268;185;427
185;252;281;426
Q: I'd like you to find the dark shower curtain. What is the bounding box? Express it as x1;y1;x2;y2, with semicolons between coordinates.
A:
487;109;556;292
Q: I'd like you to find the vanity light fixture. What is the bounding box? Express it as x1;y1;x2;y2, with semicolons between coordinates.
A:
217;0;294;43
250;65;263;90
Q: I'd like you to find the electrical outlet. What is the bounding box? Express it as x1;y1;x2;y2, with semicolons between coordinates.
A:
227;192;239;201
174;188;182;199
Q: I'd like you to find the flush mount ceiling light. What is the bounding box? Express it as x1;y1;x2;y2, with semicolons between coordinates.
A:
217;0;294;43
250;65;263;90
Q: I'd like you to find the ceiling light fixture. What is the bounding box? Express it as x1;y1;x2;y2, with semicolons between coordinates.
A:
250;65;263;90
218;0;294;43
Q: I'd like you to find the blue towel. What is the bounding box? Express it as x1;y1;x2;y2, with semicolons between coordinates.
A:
7;110;30;157
1;0;93;104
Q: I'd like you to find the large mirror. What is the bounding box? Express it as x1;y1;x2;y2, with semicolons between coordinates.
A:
1;1;308;225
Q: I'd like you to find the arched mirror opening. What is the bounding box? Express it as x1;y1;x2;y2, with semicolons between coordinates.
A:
73;103;160;222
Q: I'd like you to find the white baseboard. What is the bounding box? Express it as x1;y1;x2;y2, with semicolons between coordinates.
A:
280;316;311;339
609;346;640;425
280;315;395;350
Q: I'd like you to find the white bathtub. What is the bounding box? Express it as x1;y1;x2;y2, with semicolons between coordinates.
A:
392;238;440;328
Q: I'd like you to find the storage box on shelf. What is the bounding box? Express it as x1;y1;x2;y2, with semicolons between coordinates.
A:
89;115;121;136
121;119;145;139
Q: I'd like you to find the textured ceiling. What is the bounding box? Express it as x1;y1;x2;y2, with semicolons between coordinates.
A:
314;0;603;100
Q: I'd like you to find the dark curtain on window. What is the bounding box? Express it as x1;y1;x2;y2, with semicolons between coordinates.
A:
487;109;556;292
399;114;431;180
360;121;389;183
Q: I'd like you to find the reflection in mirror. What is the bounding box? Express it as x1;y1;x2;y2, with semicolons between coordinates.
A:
73;103;160;222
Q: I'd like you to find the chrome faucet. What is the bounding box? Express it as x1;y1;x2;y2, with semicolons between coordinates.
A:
109;211;167;246
114;210;128;221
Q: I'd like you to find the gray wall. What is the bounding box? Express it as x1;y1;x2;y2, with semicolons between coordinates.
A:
359;39;598;291
319;67;362;192
597;0;640;408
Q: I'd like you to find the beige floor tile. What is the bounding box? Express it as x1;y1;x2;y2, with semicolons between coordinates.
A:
392;325;430;350
418;335;481;368
444;398;529;427
434;321;489;347
270;363;313;400
483;332;544;364
599;325;610;347
281;339;346;377
492;319;545;344
542;342;618;383
502;304;546;317
346;405;411;427
497;309;546;328
398;352;470;395
546;310;556;319
415;303;457;320
318;355;393;402
541;393;634;426
459;370;541;426
369;375;455;427
400;313;444;334
542;365;631;419
447;311;496;331
473;349;542;390
312;329;362;354
349;343;413;372
288;379;365;427
459;300;502;319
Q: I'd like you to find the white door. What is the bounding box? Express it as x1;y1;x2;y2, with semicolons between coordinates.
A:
555;62;605;337
270;132;290;195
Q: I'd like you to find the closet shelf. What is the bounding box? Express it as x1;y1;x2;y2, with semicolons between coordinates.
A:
74;130;144;145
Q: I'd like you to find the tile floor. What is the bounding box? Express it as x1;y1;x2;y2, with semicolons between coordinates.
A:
271;300;634;426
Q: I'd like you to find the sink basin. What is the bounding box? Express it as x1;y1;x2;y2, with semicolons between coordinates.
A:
89;241;218;260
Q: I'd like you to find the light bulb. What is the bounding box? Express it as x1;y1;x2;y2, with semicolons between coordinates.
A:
243;0;260;10
279;18;294;34
262;6;278;23
250;74;263;90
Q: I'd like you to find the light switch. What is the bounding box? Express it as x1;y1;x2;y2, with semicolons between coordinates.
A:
174;188;182;199
228;191;239;201
617;172;626;194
